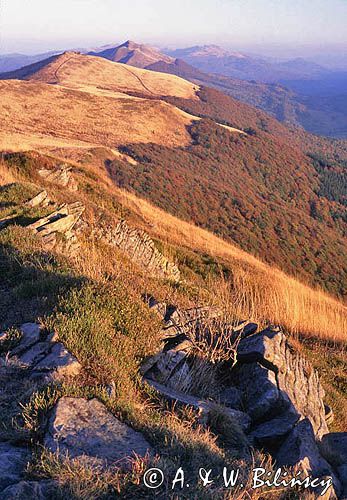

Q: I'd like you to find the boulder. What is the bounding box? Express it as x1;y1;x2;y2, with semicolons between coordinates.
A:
44;397;152;468
237;329;328;437
145;379;251;432
219;386;242;410
11;323;41;356
25;190;50;208
0;443;31;491
32;343;81;379
38;164;78;191
276;419;341;498
250;409;299;448
320;433;347;467
18;341;50;368
0;480;57;499
337;465;347;500
234;362;283;421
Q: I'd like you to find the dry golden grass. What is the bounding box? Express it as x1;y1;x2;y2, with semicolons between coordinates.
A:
115;188;347;342
0;80;193;152
0;160;17;185
20;51;199;99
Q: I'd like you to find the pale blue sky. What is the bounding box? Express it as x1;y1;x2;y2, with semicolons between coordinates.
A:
1;0;346;57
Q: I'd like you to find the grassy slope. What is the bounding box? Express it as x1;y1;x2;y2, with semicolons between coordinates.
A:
2;54;346;298
1;152;346;498
0;51;198;99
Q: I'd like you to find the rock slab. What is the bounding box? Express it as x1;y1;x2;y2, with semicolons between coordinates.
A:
44;397;152;468
0;480;57;499
0;443;31;492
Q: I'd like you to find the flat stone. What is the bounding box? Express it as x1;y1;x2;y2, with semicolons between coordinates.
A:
11;323;41;356
0;480;57;499
33;343;81;378
0;443;31;491
146;379;251;432
320;433;347;467
18;342;50;368
250;410;299;448
44;397;152;469
276;419;341;497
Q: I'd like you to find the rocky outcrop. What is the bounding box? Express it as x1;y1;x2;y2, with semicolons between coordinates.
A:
142;297;344;498
44;397;152;469
28;201;84;254
0;190;51;230
276;419;341;497
5;322;81;382
236;328;328;437
94;220;180;282
25;190;51;208
38;164;78;191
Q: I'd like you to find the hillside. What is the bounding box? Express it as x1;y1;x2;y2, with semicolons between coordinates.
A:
0;79;199;153
165;45;347;138
84;40;305;127
0;51;198;99
0;145;346;497
110;86;347;297
0;52;346;298
4;41;346;137
0;49;347;498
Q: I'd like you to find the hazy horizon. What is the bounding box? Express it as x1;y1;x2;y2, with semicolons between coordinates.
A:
1;0;347;67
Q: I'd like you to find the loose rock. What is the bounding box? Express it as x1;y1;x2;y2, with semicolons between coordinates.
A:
146;378;251;432
11;323;41;356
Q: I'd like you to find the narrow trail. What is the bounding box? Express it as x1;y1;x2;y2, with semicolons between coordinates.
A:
118;64;155;95
52;55;76;83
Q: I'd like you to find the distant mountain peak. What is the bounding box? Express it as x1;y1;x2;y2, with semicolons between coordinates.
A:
88;40;174;69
